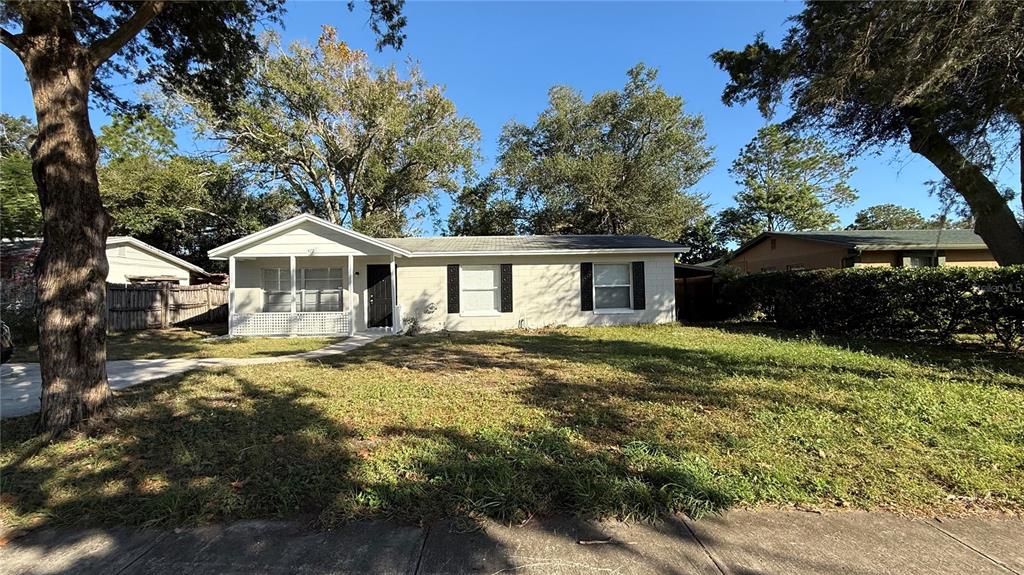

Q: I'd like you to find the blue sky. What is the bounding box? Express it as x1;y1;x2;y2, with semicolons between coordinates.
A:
3;1;1016;235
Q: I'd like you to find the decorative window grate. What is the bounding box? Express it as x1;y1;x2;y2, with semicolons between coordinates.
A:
230;311;351;337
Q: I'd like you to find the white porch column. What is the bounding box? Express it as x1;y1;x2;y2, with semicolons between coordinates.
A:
228;256;236;337
347;254;355;336
289;255;297;314
389;254;399;332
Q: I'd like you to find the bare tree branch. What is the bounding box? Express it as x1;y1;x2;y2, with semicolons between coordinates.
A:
0;27;25;59
87;1;166;70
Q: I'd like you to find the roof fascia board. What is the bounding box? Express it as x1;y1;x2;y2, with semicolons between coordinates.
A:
854;243;988;251
215;251;375;260
207;214;410;259
403;247;685;257
109;237;207;275
764;232;859;248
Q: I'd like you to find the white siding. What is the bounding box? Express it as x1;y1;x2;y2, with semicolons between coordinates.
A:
231;252;676;333
232;220;393;257
106;244;190;284
395;254;676;333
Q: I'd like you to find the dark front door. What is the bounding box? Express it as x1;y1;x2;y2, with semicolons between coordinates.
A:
366;264;393;328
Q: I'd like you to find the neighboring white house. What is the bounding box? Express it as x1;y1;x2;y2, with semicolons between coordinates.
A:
1;236;209;285
208;214;683;336
106;236;209;284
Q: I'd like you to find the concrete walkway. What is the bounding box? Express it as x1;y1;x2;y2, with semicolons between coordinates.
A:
0;511;1020;574
0;333;384;418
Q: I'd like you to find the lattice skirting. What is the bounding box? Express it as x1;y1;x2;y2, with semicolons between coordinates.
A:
230;312;351;336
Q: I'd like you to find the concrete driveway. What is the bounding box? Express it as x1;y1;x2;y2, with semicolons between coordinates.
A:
0;333;383;419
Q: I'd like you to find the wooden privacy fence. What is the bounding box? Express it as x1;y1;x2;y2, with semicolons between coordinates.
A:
106;284;228;332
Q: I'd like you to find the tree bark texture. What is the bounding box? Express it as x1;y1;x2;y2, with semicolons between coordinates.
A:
20;15;113;434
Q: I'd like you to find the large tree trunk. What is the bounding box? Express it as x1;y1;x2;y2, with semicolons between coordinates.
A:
904;112;1024;266
24;34;113;434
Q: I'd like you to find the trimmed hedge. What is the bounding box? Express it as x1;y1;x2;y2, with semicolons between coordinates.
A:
716;266;1024;351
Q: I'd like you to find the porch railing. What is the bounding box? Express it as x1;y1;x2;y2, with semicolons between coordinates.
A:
230;310;352;337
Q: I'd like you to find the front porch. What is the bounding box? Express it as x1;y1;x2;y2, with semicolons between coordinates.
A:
227;253;403;337
209;215;413;338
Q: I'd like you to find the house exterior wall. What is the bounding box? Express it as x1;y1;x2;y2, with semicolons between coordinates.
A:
106;244;191;284
855;249;997;268
232;220;393;257
727;236;848;272
729;237;998;272
395;253;676;332
945;249;998;267
853;250;896;267
353;255;393;332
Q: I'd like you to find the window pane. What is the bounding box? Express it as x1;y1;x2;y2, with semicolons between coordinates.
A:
594;263;629;286
595;286;630;309
317;291;341;311
305;279;337;291
304;269;336;290
908;256;935;268
304;268;328;282
264;291;293;312
462;289;499;312
263;268;293;291
261;268;279;290
462;265;498;290
299;290;341;312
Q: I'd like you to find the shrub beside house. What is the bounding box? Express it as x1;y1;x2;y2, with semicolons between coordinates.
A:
715;266;1024;351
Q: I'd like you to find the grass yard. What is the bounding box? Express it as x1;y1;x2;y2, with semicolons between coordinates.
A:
7;324;338;362
2;324;1022;531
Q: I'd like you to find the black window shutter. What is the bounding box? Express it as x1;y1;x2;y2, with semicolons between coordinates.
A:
632;261;646;310
500;264;513;313
580;262;594;311
447;264;460;313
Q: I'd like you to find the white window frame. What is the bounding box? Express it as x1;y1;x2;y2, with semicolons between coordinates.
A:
902;252;940;268
459;264;503;317
261;267;293;312
299;267;344;312
593;262;634;314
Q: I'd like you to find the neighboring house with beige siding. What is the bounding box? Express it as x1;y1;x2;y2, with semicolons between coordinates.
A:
208;214;681;336
106;237;210;284
1;236;210;285
724;230;997;273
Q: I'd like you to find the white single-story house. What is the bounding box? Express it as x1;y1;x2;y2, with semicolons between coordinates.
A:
106;236;210;284
208;214;683;336
1;236;210;285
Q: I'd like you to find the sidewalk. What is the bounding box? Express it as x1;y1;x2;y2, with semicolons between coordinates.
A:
1;510;1020;574
0;333;384;418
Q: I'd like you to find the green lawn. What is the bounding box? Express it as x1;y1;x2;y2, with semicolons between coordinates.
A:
2;324;1021;531
7;324;338;362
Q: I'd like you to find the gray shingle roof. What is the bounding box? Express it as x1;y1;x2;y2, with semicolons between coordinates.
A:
774;229;987;250
381;235;684;254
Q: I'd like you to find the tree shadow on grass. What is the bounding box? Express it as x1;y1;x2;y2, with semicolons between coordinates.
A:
336;327;928;424
333;424;740;526
4;324;1021;542
0;370;360;532
0;333;746;537
325;327;1024;515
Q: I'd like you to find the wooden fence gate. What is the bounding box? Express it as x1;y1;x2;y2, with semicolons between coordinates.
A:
106;284;228;332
